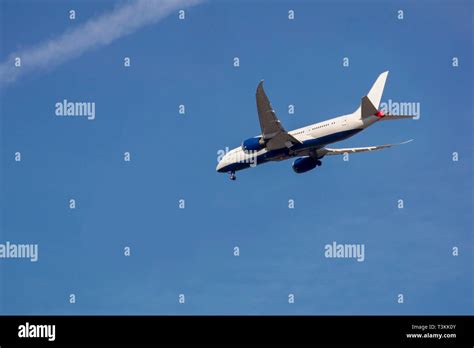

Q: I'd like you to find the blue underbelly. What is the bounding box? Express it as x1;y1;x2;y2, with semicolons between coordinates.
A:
221;128;363;172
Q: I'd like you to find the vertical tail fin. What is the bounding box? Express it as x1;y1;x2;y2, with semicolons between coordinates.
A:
355;71;389;118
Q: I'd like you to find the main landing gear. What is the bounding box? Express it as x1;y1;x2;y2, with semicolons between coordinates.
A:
229;171;236;180
316;160;322;166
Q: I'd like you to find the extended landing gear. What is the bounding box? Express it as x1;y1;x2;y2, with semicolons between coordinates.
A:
316;160;322;166
229;171;236;180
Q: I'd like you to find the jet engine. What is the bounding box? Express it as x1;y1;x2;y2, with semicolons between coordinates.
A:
292;157;321;173
242;137;264;152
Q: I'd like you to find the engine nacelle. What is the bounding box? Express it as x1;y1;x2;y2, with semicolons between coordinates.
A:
242;137;264;152
292;157;319;173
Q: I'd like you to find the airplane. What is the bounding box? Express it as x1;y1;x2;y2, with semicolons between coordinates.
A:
216;71;413;180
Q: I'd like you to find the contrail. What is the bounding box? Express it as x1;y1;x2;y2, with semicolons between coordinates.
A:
0;0;202;87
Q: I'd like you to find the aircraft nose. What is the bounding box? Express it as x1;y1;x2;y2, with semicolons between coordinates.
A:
216;160;225;173
217;152;231;173
216;153;230;172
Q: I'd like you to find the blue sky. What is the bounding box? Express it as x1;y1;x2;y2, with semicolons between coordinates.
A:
0;0;472;315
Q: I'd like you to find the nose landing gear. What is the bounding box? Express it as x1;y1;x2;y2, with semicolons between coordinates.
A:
229;171;236;180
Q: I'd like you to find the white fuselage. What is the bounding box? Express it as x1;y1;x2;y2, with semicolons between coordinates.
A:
216;112;380;173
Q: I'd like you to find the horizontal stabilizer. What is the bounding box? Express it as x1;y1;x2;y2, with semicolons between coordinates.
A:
379;115;415;121
361;96;378;119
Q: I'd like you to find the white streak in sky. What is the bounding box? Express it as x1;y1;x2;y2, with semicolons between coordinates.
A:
0;0;202;87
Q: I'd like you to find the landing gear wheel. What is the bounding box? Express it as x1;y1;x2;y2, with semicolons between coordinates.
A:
316;160;322;166
230;172;236;180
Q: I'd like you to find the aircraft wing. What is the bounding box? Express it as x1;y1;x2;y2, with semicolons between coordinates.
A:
256;81;301;151
320;139;413;156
